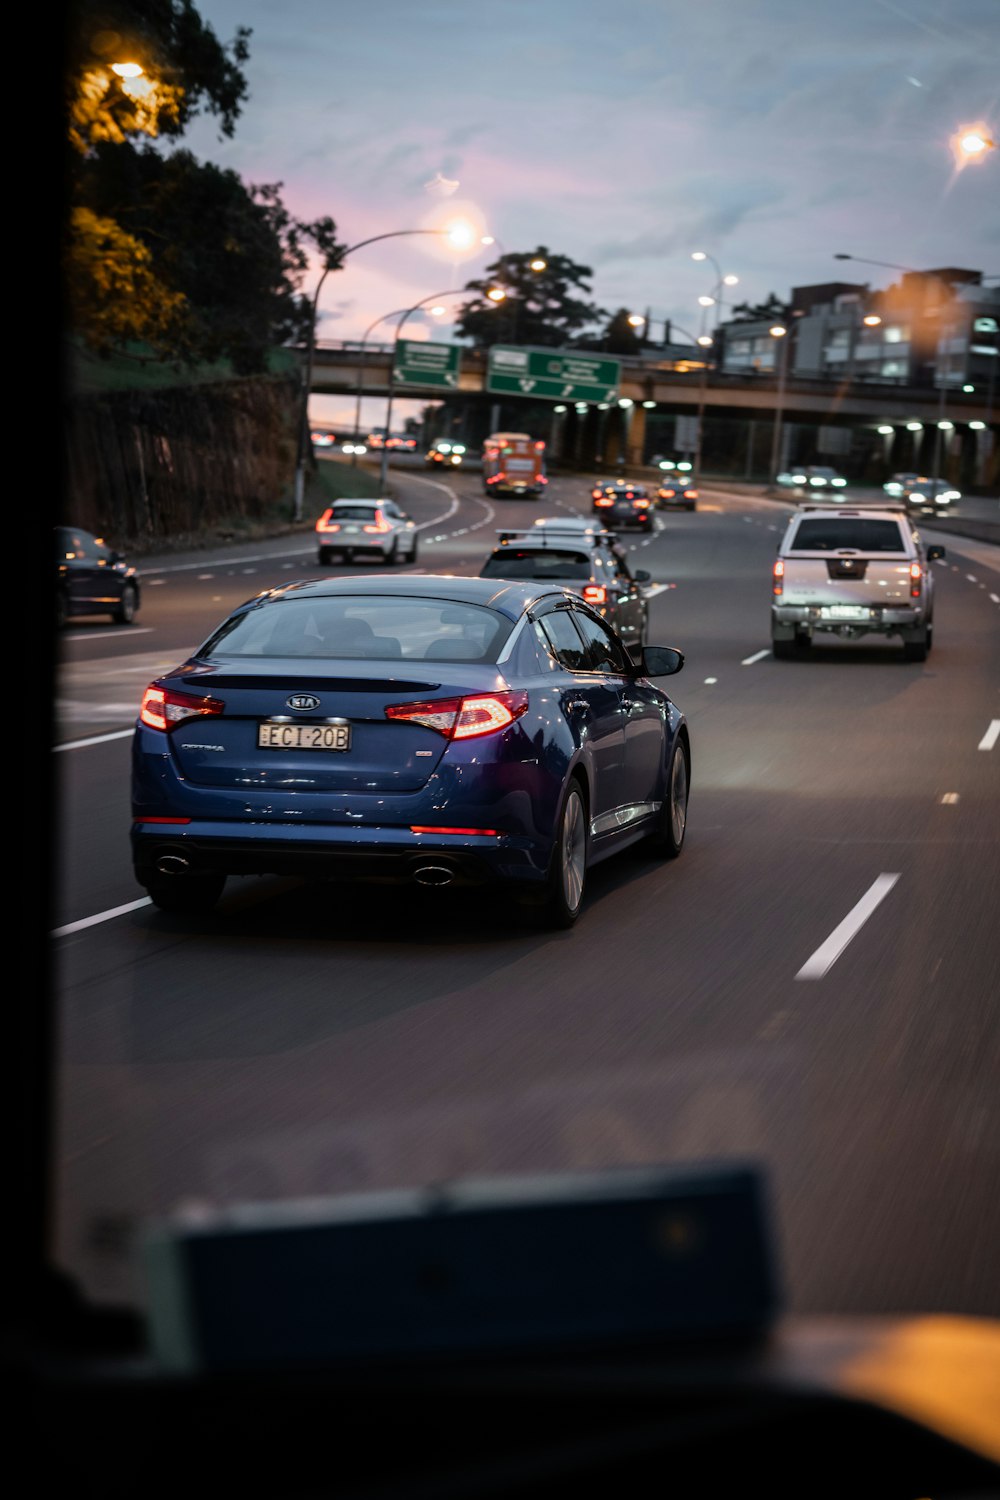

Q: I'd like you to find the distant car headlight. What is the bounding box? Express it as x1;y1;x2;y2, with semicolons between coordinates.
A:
832;477;847;487
940;490;960;501
354;444;367;455
450;454;461;463
909;492;926;502
809;477;826;486
792;474;807;484
342;443;355;453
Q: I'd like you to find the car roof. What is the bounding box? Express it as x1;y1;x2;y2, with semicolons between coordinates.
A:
331;497;385;506
789;506;907;521
249;574;568;622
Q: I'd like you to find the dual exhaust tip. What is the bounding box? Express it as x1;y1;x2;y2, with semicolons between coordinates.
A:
157;853;455;888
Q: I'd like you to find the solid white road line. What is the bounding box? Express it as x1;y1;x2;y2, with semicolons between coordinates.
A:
979;719;1000;752
54;728;134;752
52;896;152;937
940;793;960;805
795;874;900;981
64;627;153;643
990;593;999;605
741;649;770;665
704;677;718;684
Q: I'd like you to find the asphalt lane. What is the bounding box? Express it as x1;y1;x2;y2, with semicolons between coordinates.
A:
52;466;1000;1318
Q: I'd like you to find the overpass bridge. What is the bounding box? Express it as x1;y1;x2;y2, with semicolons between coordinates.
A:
304;342;997;485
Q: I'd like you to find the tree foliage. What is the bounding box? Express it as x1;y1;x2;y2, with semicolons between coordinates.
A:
728;293;789;323
65;1;345;371
67;0;251;154
456;248;605;349
598;308;644;355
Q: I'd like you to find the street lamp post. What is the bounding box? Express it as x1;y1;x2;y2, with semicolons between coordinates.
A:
767;325;789;479
379;290;469;490
691;251;739;331
293;224;477;521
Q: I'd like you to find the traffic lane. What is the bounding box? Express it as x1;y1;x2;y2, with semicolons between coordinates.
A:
57;469;466;664
52;778;998;1318
52;527;999;1312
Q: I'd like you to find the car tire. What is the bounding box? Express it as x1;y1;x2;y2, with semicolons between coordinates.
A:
112;583;138;625
645;738;689;859
56;590;68;629
142;872;226;914
772;637;795;660
793;629;812;649
903;629;929;662
318;549;331;567
408;535;419;564
542;779;588;929
384;539;398;567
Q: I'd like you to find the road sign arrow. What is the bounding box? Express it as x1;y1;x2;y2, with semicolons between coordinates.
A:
519;378;536;392
561;384;575;397
444;373;456;386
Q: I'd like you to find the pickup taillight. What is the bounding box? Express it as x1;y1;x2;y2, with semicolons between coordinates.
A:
909;561;922;597
773;559;784;596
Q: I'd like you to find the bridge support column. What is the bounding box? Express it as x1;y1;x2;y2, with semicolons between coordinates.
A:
626;404;647;466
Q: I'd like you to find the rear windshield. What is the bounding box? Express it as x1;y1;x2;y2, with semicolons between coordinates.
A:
332;504;379;520
481;548;593;580
199;596;510;662
789;519;907;552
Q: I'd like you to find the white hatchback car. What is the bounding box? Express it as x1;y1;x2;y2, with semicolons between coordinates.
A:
315;498;419;566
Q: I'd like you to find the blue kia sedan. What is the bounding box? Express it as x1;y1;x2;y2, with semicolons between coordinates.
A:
131;576;690;927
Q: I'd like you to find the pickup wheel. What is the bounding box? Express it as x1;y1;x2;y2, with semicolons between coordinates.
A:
903;627;930;662
793;629;812;649
772;637;795;659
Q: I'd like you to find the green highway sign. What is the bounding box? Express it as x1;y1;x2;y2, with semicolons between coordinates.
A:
486;346;622;403
393;340;461;388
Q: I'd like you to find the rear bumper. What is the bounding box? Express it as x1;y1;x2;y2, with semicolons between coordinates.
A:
773;603;926;633
131;821;548;888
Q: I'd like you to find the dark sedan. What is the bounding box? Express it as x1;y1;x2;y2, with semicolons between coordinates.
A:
131;577;689;928
56;526;141;627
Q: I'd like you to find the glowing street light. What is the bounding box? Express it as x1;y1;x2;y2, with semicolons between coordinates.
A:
956;128;996;158
698;295;715;308
111;61;144;77
486;287;506;302
529;257;547;271
445;219;476;250
863;314;882;327
696;334;713;347
627;314;645;328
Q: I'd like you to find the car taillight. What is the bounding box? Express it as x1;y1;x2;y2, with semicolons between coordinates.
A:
686;489;699;498
315;510;335;531
385;690;528;740
625;491;634;499
910;561;922;597
582;585;607;604
594;497;614;507
140;685;224;732
318;521;341;533
634;498;650;508
773;559;784;596
363;510;391;534
660;488;675;498
591;489;602;499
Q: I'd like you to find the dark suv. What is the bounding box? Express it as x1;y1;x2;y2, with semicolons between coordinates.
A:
479;526;649;649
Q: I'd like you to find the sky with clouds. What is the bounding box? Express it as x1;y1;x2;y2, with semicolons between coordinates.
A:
181;0;1000;425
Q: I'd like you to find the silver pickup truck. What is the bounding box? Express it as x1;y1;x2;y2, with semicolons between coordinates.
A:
771;504;946;662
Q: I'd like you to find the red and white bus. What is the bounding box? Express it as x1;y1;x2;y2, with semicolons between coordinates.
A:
481;432;547;498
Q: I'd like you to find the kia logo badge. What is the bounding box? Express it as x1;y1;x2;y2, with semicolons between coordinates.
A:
287;694;321;711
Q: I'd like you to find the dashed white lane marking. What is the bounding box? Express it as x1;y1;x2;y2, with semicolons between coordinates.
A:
197;573;215;580
940;792;960;805
966;574;978;583
741;649;770;665
52;896;152;938
644;583;672;598
795;874;900;981
979;719;1000;752
704;677;718;684
991;594;1000;604
242;568;257;574
54;728;134;752
147;579;166;585
64;627;153;642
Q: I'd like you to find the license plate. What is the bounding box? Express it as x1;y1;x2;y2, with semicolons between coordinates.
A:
826;605;870;620
344;525;360;534
258;722;351;750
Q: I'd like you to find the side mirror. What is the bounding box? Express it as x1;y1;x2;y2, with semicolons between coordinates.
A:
927;545;946;561
634;569;651;583
639;645;684;677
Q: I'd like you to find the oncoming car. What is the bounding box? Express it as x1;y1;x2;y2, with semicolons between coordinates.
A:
900;477;961;515
776;465;848;495
131;577;690;928
480;526;649;649
315;499;418;565
55;526;141;627
591;481;654;530
425;440;466;467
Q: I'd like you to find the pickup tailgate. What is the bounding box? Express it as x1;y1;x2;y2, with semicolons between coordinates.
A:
782;554;914;606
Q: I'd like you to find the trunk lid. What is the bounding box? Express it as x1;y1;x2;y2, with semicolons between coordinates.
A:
782;553;913;606
160;658;509;793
